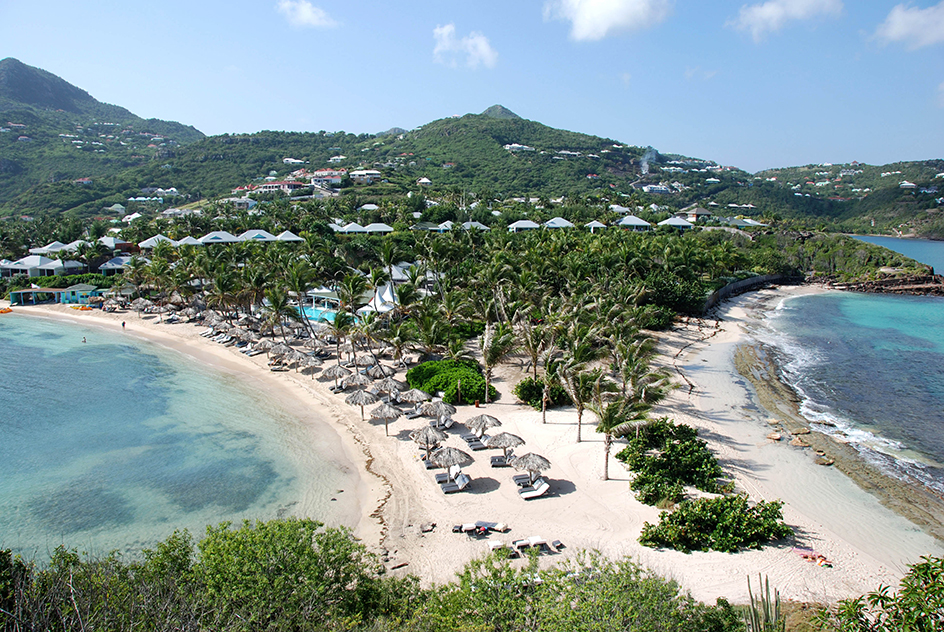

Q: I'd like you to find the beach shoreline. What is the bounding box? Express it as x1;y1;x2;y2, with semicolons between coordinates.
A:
725;286;944;541
3;294;942;605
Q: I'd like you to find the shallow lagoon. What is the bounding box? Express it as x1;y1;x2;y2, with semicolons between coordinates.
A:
0;314;359;558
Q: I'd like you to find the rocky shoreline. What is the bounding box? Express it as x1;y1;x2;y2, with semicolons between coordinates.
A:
827;274;944;297
734;340;944;543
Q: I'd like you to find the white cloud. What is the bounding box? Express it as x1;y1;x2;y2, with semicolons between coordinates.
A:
543;0;673;41
621;72;632;86
276;0;337;28
730;0;843;42
685;66;717;81
433;24;498;69
875;2;944;50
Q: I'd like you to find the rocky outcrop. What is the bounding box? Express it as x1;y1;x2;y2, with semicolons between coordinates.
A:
828;274;944;296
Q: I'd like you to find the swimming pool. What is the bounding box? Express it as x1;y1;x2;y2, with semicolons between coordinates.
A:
299;306;337;323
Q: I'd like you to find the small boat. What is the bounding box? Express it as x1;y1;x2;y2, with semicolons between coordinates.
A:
0;308;12;314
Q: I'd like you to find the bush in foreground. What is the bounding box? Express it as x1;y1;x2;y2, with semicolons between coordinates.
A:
815;555;944;631
639;495;793;553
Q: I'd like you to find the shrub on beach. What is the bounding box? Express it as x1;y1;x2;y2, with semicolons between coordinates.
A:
616;418;723;505
512;377;570;410
406;359;497;405
638;495;793;553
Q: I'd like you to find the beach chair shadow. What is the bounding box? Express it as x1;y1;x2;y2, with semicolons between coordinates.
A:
466;476;501;494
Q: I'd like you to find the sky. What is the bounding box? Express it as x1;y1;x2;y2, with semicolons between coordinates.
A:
2;0;943;172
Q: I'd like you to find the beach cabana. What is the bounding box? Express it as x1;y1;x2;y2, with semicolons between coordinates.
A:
618;216;652;231
357;283;398;316
37;258;84;277
28;241;68;256
658;217;694;230
277;230;305;242
462;221;489;231
338;223;367;234
508;220;541;233
8;287;61;305
138;234;175;249
238;229;278;242
60;283;99;305
544;217;575;229
363;223;394;235
199;231;242;244
1;255;57;278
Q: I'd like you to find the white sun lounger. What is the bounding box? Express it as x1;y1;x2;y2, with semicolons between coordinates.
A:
519;480;550;500
441;473;471;494
435;464;462;484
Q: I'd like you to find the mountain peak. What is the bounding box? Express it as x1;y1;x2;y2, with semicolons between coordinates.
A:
0;57;98;113
480;105;520;120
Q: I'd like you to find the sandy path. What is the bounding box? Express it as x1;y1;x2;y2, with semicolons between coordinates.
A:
6;292;942;605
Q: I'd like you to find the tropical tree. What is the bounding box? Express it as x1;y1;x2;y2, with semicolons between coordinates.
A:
480;322;516;404
591;397;651;481
260;287;300;344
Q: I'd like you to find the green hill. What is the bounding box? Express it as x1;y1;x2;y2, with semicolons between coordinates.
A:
0;57;204;206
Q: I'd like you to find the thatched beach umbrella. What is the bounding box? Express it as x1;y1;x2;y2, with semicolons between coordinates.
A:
370;402;402;436
300;355;323;378
431;446;474;481
421;401;456;419
269;343;292;358
322;364;351;388
354;354;376;367
411;426;447;461
467;414;502;437
366;363;396;379
343;372;373;388
510;453;551;485
399;388;431;404
345;389;378;420
485;432;525;459
254;339;274;352
375;377;405;394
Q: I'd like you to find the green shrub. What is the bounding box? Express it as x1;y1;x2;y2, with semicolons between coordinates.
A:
616;418;723;505
406;359;497;405
512;377;570;410
453;320;486;340
639;495;793;553
635;304;676;331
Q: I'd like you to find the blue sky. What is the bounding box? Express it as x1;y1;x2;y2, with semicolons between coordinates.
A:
3;0;943;172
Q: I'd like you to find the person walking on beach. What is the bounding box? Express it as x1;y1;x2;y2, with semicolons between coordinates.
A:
122;321;126;330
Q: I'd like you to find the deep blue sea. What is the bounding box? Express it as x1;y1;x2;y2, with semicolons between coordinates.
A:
0;315;359;559
758;237;944;495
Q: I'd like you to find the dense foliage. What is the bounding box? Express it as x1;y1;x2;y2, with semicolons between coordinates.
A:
815;555;944;631
639;495;793;553
616;418;724;505
513;376;570;410
405;358;497;405
0;526;747;632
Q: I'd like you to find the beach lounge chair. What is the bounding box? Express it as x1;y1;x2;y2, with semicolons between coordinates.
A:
551;539;565;551
491;450;514;468
527;536;551;554
435;465;462;484
519;480;550;500
488;541;519;557
441;473;471;494
467;438;487;451
199;328;214;337
513;474;537;487
475;521;509;533
405;409;423;420
246;348;265;357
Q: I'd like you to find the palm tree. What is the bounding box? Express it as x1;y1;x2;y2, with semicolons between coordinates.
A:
591;398;652;481
480;322;516;404
260;287;300;344
325;310;356;365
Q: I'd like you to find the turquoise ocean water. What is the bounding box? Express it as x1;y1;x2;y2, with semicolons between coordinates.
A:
0;315;359;558
757;236;944;495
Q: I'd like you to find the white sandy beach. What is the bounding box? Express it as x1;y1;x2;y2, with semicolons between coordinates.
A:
5;287;942;606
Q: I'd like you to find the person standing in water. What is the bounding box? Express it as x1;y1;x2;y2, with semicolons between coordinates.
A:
82;337;86;343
